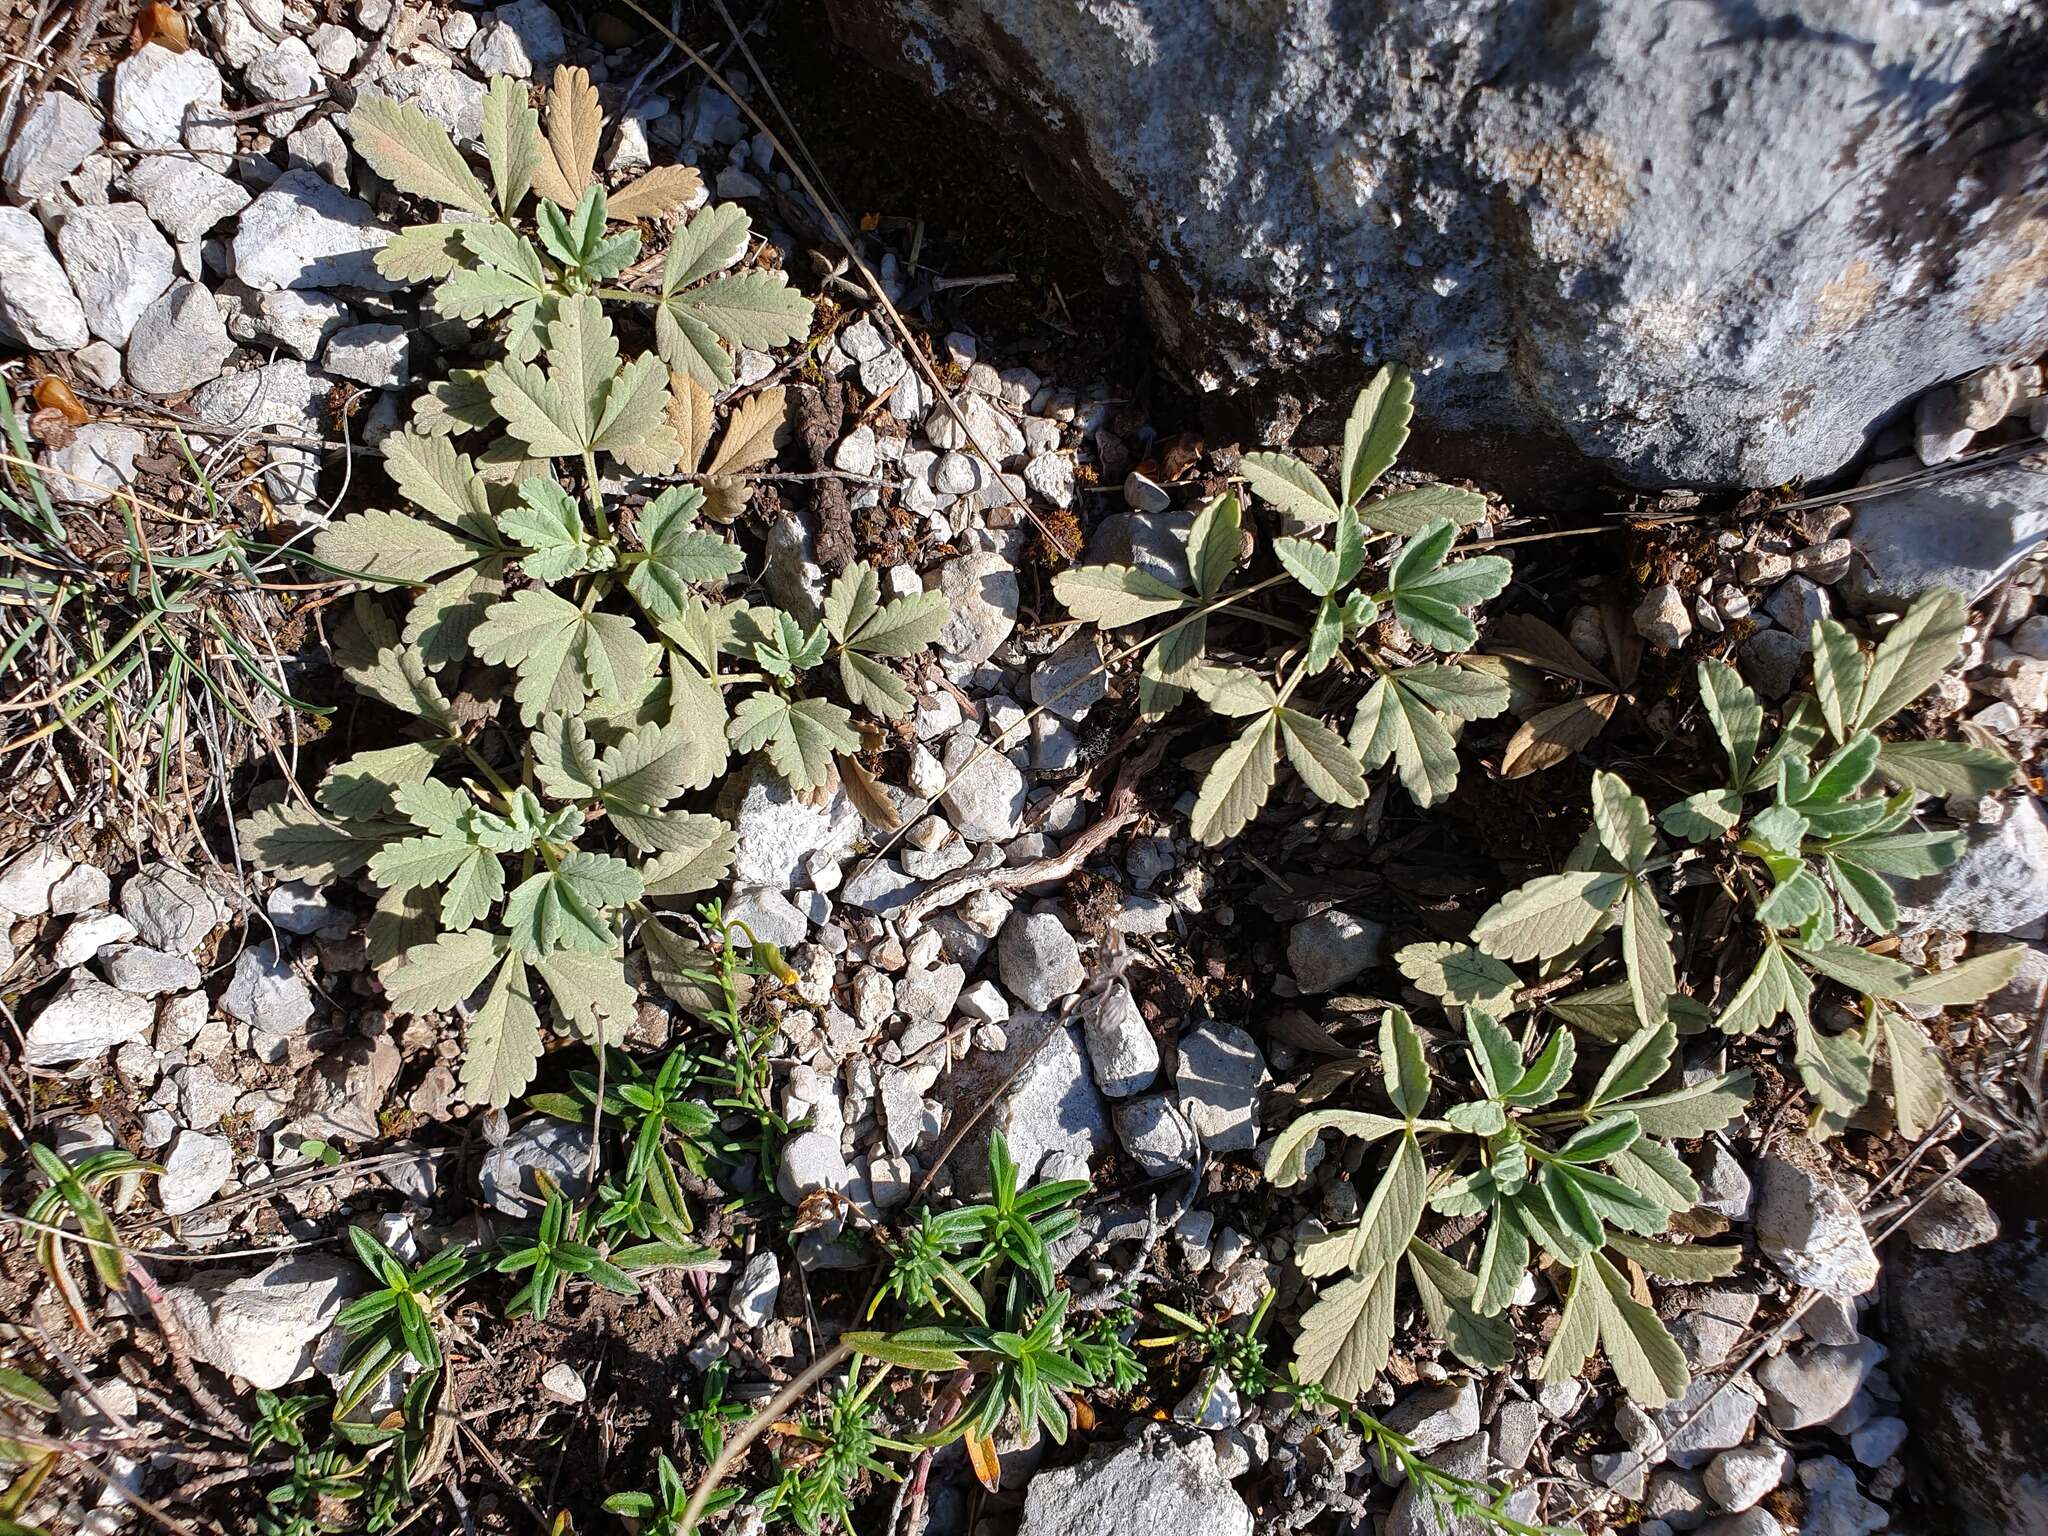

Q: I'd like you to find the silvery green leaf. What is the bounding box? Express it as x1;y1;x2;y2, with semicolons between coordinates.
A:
1187;492;1241;599
1238;450;1338;525
1051;563;1188;626
1471;869;1628;963
1380;1007;1432;1120
1276;707;1367;807
1406;1240;1513;1370
1190;711;1278;846
1854;588;1964;732
1891;943;2023;1006
461;952;543;1108
728;694;860;790
382;929;500;1017
481;75;539;215
1792;1010;1874;1118
1264;1110;1406;1188
1873;1005;1947;1137
1604;1232;1740;1284
471;590;656;725
1338;365;1412;508
638;815;737;899
1291;1261;1396;1400
503;850;639;955
1659;787;1742;842
1873;738;2016;797
1696;658;1761;785
1356;484;1487;536
1592;771;1656;870
1395;942;1519;1012
531;947;635;1048
349;92;492;216
1716;943;1811;1037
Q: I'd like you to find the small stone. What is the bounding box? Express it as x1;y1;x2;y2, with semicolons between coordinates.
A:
1114;1094;1198;1174
163;1254;359;1389
1385;1380;1480;1454
895;961;964;1025
1648;1376;1761;1469
1593;1450;1649;1500
1848;1415;1906;1467
1669;1290;1761;1371
42;421;146;510
1693;1143;1753;1220
244;40;321;134
1762;575;1830;633
981;1019;1109;1182
1030;631;1107;721
1635;583;1693;650
310;24;360;75
540;1362;585;1404
1018;1427;1251;1536
1699;1511;1785;1536
159;1130;232;1215
1082;983;1159;1096
1905;1179;1999;1251
729;768;861;891
24;975;155;1066
478;1119;592;1215
176;1063;239;1130
998;911;1085;1009
1755;1148;1879;1297
1956;364;2021;430
833;424;876;476
1791;538;1853;584
1646;1467;1710;1531
1914;386;1974;465
940;733;1027;842
729;1250;781;1328
0;843;73;916
0;207;87;349
126;281;235;396
1797;1456;1886;1536
1124;471;1170;513
1758;1339;1884;1430
74;340;123;387
54;913;132;968
53;201;172;347
932;551;1019;665
1739;628;1807;697
111;46;225;152
221;943;315;1036
1703;1443;1791;1513
99;943;202;997
1286;909;1387;993
1492;1399;1542;1470
1175;1022;1266;1152
3;92;101;200
234;169;393;292
777;1129;851;1205
471;0;567;78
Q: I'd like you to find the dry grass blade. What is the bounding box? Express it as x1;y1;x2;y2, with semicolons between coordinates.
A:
1501;693;1620;778
530;64;601;208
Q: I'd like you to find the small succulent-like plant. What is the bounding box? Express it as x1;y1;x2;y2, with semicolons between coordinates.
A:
1269;1005;1747;1407
1050;366;1513;842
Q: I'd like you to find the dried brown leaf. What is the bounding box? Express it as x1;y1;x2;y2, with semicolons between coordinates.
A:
530;65;601;209
34;375;88;424
836;752;901;832
701;478;750;523
1487;613;1611;687
704;385;788;478
129;2;188;53
667;371;714;472
1601;603;1645;689
608;164;703;221
1500;693;1620;778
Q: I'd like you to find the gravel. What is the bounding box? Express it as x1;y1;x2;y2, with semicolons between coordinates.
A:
1081;982;1159;1096
729;1251;781;1328
1756;1339;1885;1430
233;168;394;291
110;45;226;152
125;156;252;243
323;321;411;386
940;731;1027;842
46;423;146;507
1114;1093;1198;1174
160;1130;234;1215
56;202;174;345
478;1120;593;1216
1286;909;1387;993
1018;1426;1251;1536
1903;1180;2000;1251
932;550;1019;665
1754;1148;1880;1298
2;92;101;200
222;943;315;1036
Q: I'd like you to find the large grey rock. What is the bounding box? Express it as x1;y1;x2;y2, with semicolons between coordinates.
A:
189;360;328;433
1845;462;2048;611
162;1254;360;1389
829;0;2048;491
479;1119;593;1215
1888;1169;2048;1536
1756;1339;1885;1430
2;92;101;200
233;169;394;291
0;207;88;349
1174;1021;1266;1152
1894;796;2048;936
124;156;253;244
1019;1426;1251;1536
998;909;1084;1008
110;45;225;151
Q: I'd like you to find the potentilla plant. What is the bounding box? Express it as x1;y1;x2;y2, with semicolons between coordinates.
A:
241;74;950;1106
1050;367;1515;842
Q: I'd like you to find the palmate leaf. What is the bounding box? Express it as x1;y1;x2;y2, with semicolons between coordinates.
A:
624;484;743;623
1385;517;1512;652
320;741;442;819
826;561;951;657
471;589;656;725
315;508;481;586
384;431;494;534
1539;1252;1689;1407
1190;710;1278;845
531;947;635;1047
657;268;814;391
486;295;680;467
382;929;499;1017
728;694;860;790
639;815;738;899
349;93;492;217
436;224;550;321
1872;1005;1947;1137
1239;450;1340;526
499;476;605;583
503;850;640;956
1347;663;1480;808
